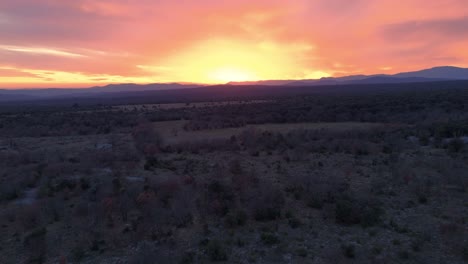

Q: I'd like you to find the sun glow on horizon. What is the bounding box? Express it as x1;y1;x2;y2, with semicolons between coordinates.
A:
209;67;258;83
136;38;329;84
0;38;332;88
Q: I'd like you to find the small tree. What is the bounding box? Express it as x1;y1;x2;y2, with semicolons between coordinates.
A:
132;122;163;157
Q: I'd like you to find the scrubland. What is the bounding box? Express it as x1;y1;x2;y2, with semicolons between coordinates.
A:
0;87;467;263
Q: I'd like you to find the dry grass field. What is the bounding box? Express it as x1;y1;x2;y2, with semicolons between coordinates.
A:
113;100;272;111
153;120;401;146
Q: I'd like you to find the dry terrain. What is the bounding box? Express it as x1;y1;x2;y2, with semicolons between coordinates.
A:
0;90;466;264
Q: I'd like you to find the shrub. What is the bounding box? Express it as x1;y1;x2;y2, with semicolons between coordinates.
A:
288;173;349;210
228;159;243;175
463;243;468;261
447;138;464;153
261;232;279;245
335;196;383;227
296;247;308;257
19;206;43;231
335;199;359;225
71;244;86;262
306;196;325;209
204;180;235;216
372;246;382;255
252;186;284;222
342;244;355;258
254;207;282;222
171;188;195;228
130;242;171;264
144;157;159;170
179;251;195;264
132;122;163;156
0;186;18;201
24;227;47;263
418;195;428;204
398;250;410;260
225;210;247;228
288;218;302;229
206;240;228;262
360;204;384;227
411;240;422;252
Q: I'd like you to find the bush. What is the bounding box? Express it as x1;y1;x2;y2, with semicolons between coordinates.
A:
206;240;228;262
447;138;464;153
254;207;282;222
342;244;355;258
252;186;284;222
360;204;384;227
306;196;325;209
288;173;349;210
132;122;163;156
463;243;468;261
228;159;243;175
71;244;86;262
296;247;308;257
398;250;410;260
144;157;159;170
335;199;359;225
288;218;302;229
261;232;279;245
0;187;18;201
179;251;195;264
24;227;47;263
225;210;247;228
335;196;383;227
204;180;235;216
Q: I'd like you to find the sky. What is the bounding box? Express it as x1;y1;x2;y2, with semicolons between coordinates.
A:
1;0;468;88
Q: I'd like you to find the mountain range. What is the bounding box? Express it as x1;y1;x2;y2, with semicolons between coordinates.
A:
228;66;468;86
1;66;468;102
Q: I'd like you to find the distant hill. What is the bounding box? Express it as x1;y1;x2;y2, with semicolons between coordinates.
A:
348;76;448;84
273;66;468;86
1;66;468;102
87;83;200;93
227;80;292;86
393;66;468;79
0;83;201;100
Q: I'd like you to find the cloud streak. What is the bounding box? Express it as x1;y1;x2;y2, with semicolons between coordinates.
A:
0;45;86;57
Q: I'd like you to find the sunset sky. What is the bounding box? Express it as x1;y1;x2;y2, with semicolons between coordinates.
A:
1;0;468;88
